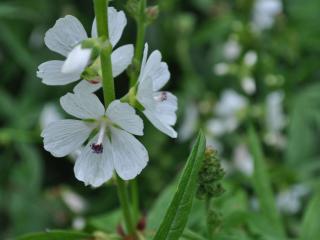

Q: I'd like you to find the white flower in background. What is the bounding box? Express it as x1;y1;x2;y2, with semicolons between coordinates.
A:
241;76;256;95
37;7;133;93
215;90;248;118
136;44;178;138
39;103;62;129
252;0;282;31
61;188;87;214
178;102;199;141
265;91;286;147
213;62;229;76
207;90;248;136
243;51;258;67
223;38;241;61
41;92;148;187
233;144;254;176
276;184;310;214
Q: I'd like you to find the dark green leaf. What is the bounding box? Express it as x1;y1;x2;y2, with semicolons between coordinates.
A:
153;131;206;240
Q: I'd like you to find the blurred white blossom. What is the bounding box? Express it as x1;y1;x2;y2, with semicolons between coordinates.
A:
178;102;199;141
223;38;241;61
252;0;282;31
241;77;256;95
233;144;254;176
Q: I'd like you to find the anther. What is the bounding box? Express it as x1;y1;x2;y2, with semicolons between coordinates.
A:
91;143;103;154
154;92;168;102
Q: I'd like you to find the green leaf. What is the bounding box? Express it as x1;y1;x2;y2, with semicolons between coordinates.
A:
300;190;320;240
88;209;122;233
153;131;206;240
16;230;91;240
247;125;286;239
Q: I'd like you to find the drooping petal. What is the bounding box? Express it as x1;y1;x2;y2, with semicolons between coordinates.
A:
62;45;92;74
41;119;92;157
111;127;148;180
60;92;105;119
73;80;102;93
74;135;114;187
37;60;81;85
153;91;178;126
91;7;126;47
111;44;134;77
139;49;170;91
143;109;177;138
45;15;88;56
106;100;143;136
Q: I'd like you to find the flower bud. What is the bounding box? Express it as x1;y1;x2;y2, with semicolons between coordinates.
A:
146;6;159;23
62;45;92;74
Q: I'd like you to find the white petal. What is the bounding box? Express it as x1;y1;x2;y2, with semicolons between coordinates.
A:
153;92;178;126
111;44;134;77
74;135;114;187
73;80;102;93
60;92;105;119
45;15;88;56
137;74;155;110
37;60;81;85
139;49;170;91
41;119;92;157
106;100;143;136
143;109;177;138
91;7;127;47
62;45;92;74
111;128;148;180
140;43;149;74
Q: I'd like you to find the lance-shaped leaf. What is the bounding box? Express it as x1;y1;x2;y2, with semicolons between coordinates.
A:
153;131;206;240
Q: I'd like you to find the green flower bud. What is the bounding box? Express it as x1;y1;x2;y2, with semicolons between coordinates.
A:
196;147;225;200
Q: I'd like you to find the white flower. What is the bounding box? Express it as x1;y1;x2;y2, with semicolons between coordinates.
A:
37;7;133;93
252;0;282;31
41;92;148;187
223;38;241;61
215;90;248;118
233;144;253;176
241;76;256;95
136;44;178;138
243;50;257;66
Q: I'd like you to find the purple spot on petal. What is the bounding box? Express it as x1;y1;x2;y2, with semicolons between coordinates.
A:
91;143;103;154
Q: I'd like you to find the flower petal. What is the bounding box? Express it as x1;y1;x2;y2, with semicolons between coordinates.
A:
41;119;92;157
153;91;178;126
45;15;88;56
73;80;102;93
139;49;170;91
92;7;126;47
106;100;143;136
111;128;148;180
74;135;114;187
111;44;134;77
62;45;92;74
137;74;155;110
37;60;81;85
143;109;177;138
60;92;105;119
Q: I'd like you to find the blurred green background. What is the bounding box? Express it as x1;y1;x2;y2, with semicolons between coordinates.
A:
1;0;320;239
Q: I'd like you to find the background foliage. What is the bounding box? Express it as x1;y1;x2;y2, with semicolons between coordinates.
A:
0;0;320;239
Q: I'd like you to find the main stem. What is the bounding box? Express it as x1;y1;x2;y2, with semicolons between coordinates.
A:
129;0;146;87
93;0;136;237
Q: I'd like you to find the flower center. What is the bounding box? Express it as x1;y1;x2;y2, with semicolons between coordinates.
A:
154;92;168;102
90;122;106;154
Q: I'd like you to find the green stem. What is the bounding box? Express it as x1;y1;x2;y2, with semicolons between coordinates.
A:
116;174;136;236
130;179;140;223
93;0;136;237
205;197;212;239
93;0;114;105
130;0;146;87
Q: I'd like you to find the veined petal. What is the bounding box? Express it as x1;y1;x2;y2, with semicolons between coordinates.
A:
143;109;177;138
137;74;155;110
111;44;134;77
74;135;114;187
37;60;81;85
139;49;170;91
45;15;88;57
153;91;178;126
73;80;102;93
62;45;92;74
41;119;92;157
111;127;148;180
60;92;105;119
92;7;126;47
140;43;149;75
106;100;143;135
